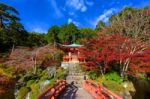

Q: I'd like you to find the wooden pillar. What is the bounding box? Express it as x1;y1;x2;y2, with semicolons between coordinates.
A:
68;52;71;61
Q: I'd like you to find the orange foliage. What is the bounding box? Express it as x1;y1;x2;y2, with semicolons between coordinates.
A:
0;75;14;94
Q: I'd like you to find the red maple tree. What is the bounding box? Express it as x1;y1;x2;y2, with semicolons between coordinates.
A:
129;48;150;77
80;34;150;76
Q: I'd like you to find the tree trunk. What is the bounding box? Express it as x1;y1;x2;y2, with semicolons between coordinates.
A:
0;16;4;29
100;66;104;75
121;58;130;77
54;41;56;48
33;59;37;74
11;44;15;54
97;62;104;75
32;52;37;74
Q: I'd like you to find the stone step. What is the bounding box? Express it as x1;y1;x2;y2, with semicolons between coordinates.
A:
65;62;85;88
68;71;84;74
66;77;84;81
68;73;84;76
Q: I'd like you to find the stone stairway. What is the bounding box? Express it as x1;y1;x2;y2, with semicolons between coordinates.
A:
66;62;85;87
59;62;94;99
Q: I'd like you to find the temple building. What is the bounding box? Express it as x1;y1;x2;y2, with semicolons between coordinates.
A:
60;43;85;69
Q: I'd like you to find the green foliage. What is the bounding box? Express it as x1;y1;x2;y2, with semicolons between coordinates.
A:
95;20;106;31
17;87;30;99
47;25;60;44
29;82;41;99
0;64;16;78
87;71;99;80
26;80;35;87
8;22;28;45
46;23;96;44
26;32;48;47
78;28;96;41
0;25;28;52
95;72;125;94
105;72;123;84
89;72;123;84
0;3;30;52
103;80;124;93
16;67;66;99
55;67;66;79
58;23;79;44
46;23;97;45
0;2;19;28
0;3;48;53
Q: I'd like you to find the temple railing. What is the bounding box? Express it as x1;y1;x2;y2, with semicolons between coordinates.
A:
83;80;123;99
38;80;66;99
63;55;85;62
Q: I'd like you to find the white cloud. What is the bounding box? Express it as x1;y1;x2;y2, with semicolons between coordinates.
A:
81;6;87;12
32;27;47;33
68;18;72;23
87;8;118;28
66;0;87;12
25;23;47;33
68;18;80;26
69;12;75;16
49;0;63;18
68;12;78;18
85;0;94;6
95;8;118;25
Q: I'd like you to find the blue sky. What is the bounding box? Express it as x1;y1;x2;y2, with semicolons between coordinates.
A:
0;0;150;33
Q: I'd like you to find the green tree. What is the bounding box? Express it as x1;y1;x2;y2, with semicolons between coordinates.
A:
47;25;60;45
7;22;28;51
77;28;96;43
58;24;68;44
0;2;20;29
58;23;79;44
0;22;28;52
0;3;28;52
79;28;96;38
0;29;11;52
95;20;106;31
27;32;47;47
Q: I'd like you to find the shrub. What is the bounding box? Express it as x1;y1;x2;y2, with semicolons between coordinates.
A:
0;64;16;95
16;67;66;99
105;72;123;84
88;71;99;80
17;87;30;99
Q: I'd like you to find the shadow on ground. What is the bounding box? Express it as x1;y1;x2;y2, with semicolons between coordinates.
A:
58;84;78;99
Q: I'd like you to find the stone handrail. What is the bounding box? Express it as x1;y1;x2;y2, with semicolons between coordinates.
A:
38;80;66;99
